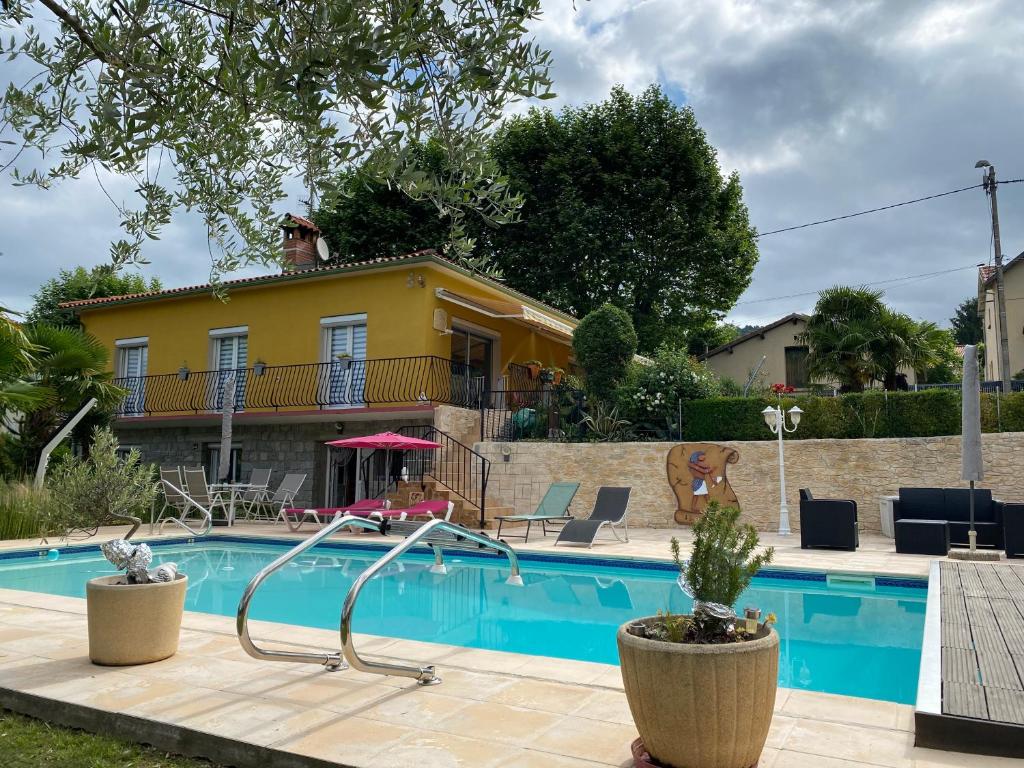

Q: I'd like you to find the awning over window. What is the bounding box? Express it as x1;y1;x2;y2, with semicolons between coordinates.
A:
434;288;575;343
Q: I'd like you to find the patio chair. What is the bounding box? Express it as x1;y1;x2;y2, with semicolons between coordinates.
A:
183;467;229;522
799;488;859;551
241;467;273;520
495;482;580;542
269;473;308;525
155;467;190;527
554;487;631;548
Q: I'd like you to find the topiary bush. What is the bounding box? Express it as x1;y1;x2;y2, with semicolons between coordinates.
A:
572;304;638;400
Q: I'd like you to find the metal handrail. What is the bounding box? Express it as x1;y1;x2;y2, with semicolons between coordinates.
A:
157;480;213;537
339;518;523;685
236;514;385;669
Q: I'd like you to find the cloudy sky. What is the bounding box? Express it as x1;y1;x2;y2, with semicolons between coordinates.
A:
2;0;1023;330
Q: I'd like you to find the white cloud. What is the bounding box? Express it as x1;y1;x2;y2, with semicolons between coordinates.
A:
2;0;1023;333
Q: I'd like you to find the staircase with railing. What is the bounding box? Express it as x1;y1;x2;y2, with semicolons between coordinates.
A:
357;425;509;528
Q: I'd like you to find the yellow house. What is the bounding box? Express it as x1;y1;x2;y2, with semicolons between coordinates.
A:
64;214;577;512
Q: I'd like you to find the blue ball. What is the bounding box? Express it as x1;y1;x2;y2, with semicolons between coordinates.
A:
46;549;60;561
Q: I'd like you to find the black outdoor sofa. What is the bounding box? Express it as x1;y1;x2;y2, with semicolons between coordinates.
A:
892;487;1004;555
798;489;859;551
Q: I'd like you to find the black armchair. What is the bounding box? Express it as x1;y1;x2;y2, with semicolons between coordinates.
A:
799;489;859;551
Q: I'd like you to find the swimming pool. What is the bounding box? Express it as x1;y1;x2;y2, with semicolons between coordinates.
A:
0;537;927;704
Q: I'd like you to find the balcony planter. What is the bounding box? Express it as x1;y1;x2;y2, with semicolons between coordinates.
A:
618;619;778;768
87;574;188;665
335;353;352;372
177;365;190;381
550;368;564;386
524;360;542;380
253;361;267;376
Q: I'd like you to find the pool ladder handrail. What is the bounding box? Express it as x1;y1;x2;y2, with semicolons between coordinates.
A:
236;514;383;669
236;515;523;685
341;518;523;685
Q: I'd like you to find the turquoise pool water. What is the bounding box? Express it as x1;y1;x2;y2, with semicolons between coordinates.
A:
0;538;927;704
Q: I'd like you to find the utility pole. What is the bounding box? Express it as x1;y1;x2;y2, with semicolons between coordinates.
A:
978;161;1011;393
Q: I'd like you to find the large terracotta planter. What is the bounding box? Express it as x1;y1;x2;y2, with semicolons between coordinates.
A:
86;574;187;665
618;617;779;768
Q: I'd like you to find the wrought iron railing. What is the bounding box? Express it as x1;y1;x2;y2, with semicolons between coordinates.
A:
113;356;486;416
482;387;586;442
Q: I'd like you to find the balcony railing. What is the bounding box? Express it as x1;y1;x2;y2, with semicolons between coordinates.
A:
113;356;486;417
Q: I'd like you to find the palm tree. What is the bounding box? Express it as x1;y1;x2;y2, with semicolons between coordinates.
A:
0;307;51;418
801;286;885;392
13;324;125;474
869;310;944;390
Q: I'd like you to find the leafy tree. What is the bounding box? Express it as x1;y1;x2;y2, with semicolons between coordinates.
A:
686;322;741;357
950;297;984;346
918;329;961;384
0;1;554;280
28;266;162;328
315;84;758;351
0;307;49;420
573;304;638;401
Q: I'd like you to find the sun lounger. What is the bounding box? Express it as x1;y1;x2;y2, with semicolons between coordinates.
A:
392;499;454;521
495;482;580;542
554;487;631;548
282;498;381;532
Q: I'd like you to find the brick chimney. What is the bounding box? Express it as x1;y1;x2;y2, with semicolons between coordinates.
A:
281;212;321;271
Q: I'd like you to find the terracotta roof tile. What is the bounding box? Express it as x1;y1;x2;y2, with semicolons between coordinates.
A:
284;212;320;232
60;249;439;309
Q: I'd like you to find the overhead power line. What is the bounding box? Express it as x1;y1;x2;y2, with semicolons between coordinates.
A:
755;179;1023;239
734;263;978;307
755;184;982;238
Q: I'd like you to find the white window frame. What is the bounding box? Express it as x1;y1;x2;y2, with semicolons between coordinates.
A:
320;313;367;408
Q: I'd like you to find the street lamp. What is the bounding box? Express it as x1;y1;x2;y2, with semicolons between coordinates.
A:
762;404;803;535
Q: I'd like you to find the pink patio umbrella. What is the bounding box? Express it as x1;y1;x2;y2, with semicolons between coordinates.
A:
324;431;441;499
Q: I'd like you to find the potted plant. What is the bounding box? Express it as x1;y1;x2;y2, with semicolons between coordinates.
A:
548;365;564;385
88;540;186;665
618;503;777;768
44;428;182;665
523;359;542;379
335;351;353;371
253;359;267;376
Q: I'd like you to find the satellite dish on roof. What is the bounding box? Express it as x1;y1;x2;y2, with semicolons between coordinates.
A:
315;237;330;262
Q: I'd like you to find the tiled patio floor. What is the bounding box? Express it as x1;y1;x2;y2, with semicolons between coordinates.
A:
0;524;1008;766
0;588;1017;768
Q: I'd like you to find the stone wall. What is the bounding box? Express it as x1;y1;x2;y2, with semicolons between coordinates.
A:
116;416;430;508
433;405;481;448
477;432;1024;532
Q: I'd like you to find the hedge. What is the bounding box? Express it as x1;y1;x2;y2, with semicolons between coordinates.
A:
680;389;1024;441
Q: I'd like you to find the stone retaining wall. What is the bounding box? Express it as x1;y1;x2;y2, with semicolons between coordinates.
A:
477;432;1024;532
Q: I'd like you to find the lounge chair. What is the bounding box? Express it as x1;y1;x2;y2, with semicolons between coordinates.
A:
268;473;307;526
390;499;454;522
495;482;580;542
554;487;631;548
282;499;388;532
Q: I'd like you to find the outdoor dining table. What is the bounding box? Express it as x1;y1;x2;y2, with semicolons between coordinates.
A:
210;482;266;526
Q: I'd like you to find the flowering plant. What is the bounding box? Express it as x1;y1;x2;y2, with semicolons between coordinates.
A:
769;383;795;394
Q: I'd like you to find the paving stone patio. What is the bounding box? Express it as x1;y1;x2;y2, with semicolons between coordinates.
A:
0;524;1011;767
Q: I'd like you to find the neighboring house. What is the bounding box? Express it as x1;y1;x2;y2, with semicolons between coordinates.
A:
63;213;577;515
700;313;919;391
701;314;812;390
978;254;1024;382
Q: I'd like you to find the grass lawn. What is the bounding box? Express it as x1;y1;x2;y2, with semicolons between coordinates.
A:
0;709;224;767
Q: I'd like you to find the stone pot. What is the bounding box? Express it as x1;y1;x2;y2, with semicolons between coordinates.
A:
617;617;779;768
86;574;188;666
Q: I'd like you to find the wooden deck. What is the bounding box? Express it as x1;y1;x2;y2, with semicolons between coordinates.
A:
915;559;1024;756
